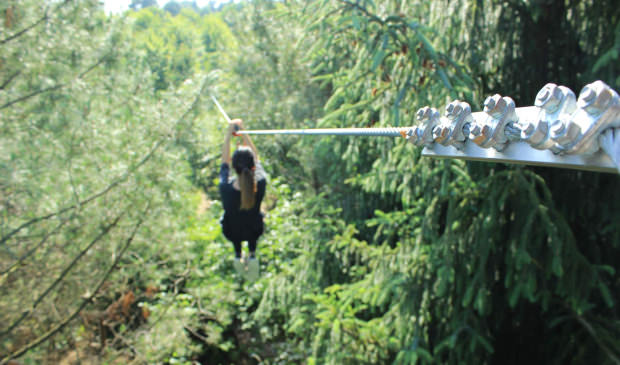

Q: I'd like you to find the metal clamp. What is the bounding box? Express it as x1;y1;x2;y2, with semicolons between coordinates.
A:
522;83;577;151
421;80;620;173
432;100;473;150
408;106;440;147
553;81;620;155
469;94;518;151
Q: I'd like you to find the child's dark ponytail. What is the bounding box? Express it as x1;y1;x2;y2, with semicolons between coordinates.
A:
239;166;256;210
232;146;257;210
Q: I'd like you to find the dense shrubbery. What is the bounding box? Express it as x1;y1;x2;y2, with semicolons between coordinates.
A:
1;0;619;364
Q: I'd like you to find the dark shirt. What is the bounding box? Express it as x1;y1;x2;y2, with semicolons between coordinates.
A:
219;162;266;241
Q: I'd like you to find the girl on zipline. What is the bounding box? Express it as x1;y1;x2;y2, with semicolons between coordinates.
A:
220;119;266;281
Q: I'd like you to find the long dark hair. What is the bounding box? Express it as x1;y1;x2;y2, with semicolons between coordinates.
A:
232;146;256;210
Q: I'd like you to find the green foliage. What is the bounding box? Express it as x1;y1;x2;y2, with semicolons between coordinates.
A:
243;1;620;364
128;6;236;90
0;0;217;362
1;0;619;364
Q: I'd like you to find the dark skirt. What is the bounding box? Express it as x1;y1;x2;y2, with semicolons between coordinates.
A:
220;213;264;243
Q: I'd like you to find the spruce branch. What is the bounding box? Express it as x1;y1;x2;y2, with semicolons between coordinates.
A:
0;216;70;276
183;325;209;344
0;12;48;45
0;0;71;45
0;211;126;338
0;84;63;110
0;52;110;111
575;314;620;365
336;0;384;25
0;78;207;247
0;211;146;365
0;71;21;90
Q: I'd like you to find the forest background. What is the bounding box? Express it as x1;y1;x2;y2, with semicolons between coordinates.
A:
1;0;619;364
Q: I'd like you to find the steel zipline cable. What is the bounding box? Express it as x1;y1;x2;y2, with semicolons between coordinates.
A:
237;127;410;137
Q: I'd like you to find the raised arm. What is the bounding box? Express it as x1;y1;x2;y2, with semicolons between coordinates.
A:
241;132;259;162
222;119;241;165
233;120;260;162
